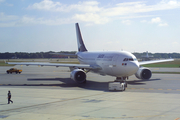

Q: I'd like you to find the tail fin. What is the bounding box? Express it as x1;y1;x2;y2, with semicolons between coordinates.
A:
75;23;87;52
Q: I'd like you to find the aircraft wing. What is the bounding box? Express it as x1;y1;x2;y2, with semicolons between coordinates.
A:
139;59;174;65
7;62;101;70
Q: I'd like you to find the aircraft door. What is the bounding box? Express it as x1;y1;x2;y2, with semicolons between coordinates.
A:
112;55;118;65
111;55;118;75
103;55;119;76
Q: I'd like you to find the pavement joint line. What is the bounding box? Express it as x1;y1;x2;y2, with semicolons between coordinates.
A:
0;92;109;113
76;114;165;119
127;88;179;91
149;88;154;90
140;88;145;90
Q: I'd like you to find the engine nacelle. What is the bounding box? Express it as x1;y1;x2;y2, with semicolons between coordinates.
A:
70;69;86;84
135;67;152;79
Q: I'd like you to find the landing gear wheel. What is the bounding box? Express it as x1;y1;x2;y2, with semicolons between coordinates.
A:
120;83;125;91
124;81;127;87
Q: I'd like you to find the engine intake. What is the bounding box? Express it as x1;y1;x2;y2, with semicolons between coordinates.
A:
70;69;86;84
135;67;152;79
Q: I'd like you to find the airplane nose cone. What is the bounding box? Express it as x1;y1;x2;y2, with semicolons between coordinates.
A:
128;62;139;75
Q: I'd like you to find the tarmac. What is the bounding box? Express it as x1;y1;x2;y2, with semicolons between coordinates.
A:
0;66;180;120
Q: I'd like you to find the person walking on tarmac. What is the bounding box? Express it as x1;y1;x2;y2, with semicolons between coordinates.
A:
7;90;13;104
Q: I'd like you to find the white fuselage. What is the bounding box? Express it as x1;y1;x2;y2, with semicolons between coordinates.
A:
77;51;139;77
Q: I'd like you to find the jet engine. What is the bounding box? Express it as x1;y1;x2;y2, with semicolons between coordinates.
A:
135;67;152;79
70;69;86;84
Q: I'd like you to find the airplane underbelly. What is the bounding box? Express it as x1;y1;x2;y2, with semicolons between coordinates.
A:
103;65;113;75
102;65;126;76
112;66;127;76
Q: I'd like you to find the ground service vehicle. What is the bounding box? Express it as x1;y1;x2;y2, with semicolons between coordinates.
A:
6;68;22;74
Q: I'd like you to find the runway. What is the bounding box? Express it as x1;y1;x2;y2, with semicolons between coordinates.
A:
0;66;180;119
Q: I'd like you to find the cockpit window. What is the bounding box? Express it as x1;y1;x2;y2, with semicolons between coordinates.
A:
123;58;128;61
123;58;137;61
133;58;137;61
129;58;133;61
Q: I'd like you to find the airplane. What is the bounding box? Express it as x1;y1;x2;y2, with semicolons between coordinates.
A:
7;23;174;90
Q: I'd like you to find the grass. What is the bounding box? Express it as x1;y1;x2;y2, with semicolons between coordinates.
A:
0;61;14;66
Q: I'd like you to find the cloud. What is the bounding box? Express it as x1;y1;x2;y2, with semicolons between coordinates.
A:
122;20;132;25
68;1;101;13
0;15;70;27
158;23;168;26
27;0;101;13
25;0;180;25
172;41;179;45
28;0;178;14
141;17;168;27
0;12;19;27
73;13;109;24
19;16;73;26
151;17;168;26
27;0;62;11
0;12;18;21
140;20;147;23
151;17;161;23
1;0;180;27
0;0;13;6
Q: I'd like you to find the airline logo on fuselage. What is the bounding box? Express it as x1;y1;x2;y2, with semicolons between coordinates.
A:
97;54;105;58
97;54;113;59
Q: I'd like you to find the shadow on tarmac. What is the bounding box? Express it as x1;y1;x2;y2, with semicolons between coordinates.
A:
0;78;161;92
127;79;161;85
0;104;8;105
28;78;110;91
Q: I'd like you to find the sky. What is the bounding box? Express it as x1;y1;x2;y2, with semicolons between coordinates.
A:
0;0;180;53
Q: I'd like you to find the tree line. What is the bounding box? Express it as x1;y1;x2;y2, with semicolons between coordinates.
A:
0;51;76;59
133;52;180;59
0;51;180;59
